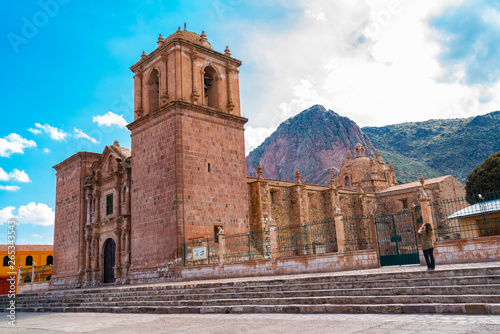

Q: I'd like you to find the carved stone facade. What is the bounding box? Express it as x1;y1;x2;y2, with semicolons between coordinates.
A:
52;27;466;288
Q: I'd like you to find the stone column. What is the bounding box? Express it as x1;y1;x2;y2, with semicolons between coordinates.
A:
334;213;345;253
95;192;101;224
31;263;36;284
218;229;226;264
160;53;169;106
418;176;434;227
369;214;380;264
85;188;92;226
134;72;143;117
84;227;91;282
174;42;182;100
191;52;200;103
116;229;122;269
268;219;278;261
115;182;121;217
226;66;235;112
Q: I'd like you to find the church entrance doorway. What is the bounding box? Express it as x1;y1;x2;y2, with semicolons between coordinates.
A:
375;211;420;266
103;238;116;283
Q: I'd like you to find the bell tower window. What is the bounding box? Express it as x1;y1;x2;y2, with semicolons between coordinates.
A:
203;66;219;109
345;176;350;187
148;69;160;112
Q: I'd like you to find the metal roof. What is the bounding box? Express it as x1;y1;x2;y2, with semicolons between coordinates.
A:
447;199;500;219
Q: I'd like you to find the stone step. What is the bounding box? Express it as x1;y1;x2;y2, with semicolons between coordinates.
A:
13;294;500;309
10;284;500;307
7;265;500;315
14;303;500;315
16;265;500;298
12;274;500;302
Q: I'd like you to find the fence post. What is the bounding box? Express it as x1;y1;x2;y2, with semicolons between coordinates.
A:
302;223;309;255
31;262;36;284
182;243;186;267
418;176;434;228
334;213;345;253
369;214;380;265
17;264;22;292
268;219;278;260
218;229;226;264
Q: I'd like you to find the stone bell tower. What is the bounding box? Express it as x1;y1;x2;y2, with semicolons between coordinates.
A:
126;25;249;274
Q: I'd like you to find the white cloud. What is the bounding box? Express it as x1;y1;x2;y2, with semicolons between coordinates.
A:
93;111;128;128
0;203;55;226
0;168;9;181
0;133;37;157
32;234;43;238
0;185;20;191
28;128;42;135
0;168;31;183
73;128;99;144
229;0;499;151
43;148;51;154
245;126;277;156
34;123;69;141
9;169;30;183
0;206;16;222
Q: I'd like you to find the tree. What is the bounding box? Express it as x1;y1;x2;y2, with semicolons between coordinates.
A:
465;152;500;202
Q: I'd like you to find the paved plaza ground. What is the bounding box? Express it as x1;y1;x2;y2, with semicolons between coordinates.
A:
5;262;500;333
1;312;500;333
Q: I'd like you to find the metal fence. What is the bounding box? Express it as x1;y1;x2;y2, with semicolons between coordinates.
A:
182;230;269;266
224;230;269;263
276;218;338;258
19;265;52;283
343;215;374;251
430;190;500;241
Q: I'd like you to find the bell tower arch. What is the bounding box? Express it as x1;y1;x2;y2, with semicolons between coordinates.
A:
127;25;248;276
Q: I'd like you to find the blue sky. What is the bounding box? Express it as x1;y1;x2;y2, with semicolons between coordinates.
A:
0;0;499;245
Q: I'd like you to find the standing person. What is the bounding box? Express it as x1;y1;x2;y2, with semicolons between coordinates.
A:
418;223;435;270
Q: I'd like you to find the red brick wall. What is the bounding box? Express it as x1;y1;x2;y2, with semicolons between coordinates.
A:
179;107;249;237
129;103;249;270
130;111;179;267
53;153;99;278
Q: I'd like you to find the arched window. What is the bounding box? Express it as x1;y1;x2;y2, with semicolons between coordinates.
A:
148;69;160;112
26;255;33;266
3;256;9;267
203;66;219;109
24;276;31;283
46;255;53;266
108;156;113;172
345;176;350;187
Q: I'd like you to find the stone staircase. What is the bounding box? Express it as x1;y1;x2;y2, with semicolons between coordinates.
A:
4;264;500;315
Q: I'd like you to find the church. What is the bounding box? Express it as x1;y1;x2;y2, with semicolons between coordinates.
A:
51;27;464;288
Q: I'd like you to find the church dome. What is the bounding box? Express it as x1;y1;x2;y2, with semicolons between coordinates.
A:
164;26;212;49
335;144;397;192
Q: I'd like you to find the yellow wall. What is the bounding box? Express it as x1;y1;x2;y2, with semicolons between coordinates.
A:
457;212;500;238
0;250;53;275
0;249;53;294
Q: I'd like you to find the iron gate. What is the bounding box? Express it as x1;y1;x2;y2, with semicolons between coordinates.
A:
375;211;419;266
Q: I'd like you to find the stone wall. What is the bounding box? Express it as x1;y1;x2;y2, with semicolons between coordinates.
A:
129;107;180;269
422;236;500;265
52;152;100;285
179;250;378;281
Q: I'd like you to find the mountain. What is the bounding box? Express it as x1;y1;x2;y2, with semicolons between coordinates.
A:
246;105;500;185
246;105;376;185
362;111;500;183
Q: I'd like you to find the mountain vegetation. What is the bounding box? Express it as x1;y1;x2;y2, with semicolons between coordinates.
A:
362;111;500;183
465;152;500;200
246;105;376;185
246;105;500;185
